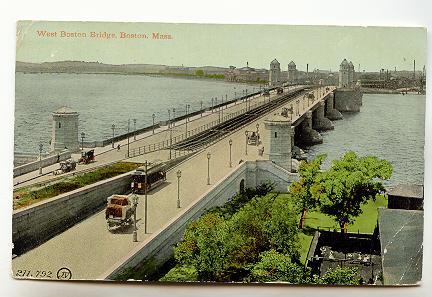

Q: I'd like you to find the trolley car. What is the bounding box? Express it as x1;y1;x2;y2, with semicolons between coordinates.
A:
131;163;167;194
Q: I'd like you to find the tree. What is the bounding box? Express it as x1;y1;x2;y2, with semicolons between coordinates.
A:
249;249;305;283
313;151;392;233
195;69;204;76
289;154;326;228
313;267;360;285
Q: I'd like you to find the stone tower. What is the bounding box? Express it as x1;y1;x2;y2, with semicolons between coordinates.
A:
338;59;350;88
288;61;297;83
51;107;79;152
264;115;292;172
269;59;281;86
348;61;355;87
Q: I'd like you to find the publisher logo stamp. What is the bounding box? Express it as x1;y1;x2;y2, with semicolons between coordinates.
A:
56;267;72;280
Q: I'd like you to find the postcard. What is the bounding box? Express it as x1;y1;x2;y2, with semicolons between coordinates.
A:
12;21;425;285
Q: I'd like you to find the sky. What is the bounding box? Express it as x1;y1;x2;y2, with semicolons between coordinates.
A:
16;21;426;72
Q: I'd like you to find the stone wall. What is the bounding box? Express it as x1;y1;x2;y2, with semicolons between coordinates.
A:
13;150;71;177
101;160;298;280
12;172;132;255
334;88;363;112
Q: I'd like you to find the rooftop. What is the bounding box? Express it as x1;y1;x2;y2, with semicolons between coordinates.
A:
387;184;424;199
378;208;423;285
53;106;78;115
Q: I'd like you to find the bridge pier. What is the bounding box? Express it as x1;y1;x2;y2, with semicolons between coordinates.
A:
325;92;343;120
313;101;334;131
298;111;323;146
334;88;363;112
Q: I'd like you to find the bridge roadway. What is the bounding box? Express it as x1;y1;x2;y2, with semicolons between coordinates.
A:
13;86;298;189
12;85;335;280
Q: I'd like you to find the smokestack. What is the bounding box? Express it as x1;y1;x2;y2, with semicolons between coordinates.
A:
414;59;416;80
306;64;309;77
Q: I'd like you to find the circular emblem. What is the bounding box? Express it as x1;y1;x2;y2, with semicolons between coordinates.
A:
56;267;72;280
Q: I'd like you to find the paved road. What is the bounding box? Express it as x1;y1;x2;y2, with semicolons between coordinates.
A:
12;86;334;280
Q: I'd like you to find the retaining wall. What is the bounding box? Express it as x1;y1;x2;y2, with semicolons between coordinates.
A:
12;172;132;255
13;150;71;177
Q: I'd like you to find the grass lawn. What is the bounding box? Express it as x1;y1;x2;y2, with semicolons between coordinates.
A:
304;194;387;234
298;232;314;264
13;161;142;209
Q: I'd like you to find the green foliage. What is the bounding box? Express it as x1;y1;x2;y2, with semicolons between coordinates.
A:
208;182;274;219
314;151;392;231
171;183;298;282
290;154;326;212
313;267;360;285
195;69;204;76
13;162;142;209
249;250;306;283
159;265;198;282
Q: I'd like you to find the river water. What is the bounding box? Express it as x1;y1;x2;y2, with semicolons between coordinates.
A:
15;73;425;185
307;93;425;185
15;73;254;154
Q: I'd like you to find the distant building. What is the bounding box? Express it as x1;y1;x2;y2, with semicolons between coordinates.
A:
288;61;297;83
269;59;281;86
225;62;268;83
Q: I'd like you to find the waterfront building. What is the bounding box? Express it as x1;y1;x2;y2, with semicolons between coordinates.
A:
225;63;268;83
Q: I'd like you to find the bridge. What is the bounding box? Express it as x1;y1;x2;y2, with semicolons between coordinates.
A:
12;82;362;280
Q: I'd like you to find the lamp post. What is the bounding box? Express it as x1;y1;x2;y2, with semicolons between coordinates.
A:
152;113;155;134
133;118;137;140
38;143;43;175
200;101;203;117
169;124;173;160
172;108;176;127
127;119;130;158
168;109;171;127
132;192;138;242
176;170;182;208
185;104;190;137
245;131;249;155
144;160;149;234
206;152;211;185
80;132;85;151
211;98;214;113
229;139;233;168
111;124;115;148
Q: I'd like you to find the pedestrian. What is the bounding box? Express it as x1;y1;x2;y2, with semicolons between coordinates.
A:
117;144;121;151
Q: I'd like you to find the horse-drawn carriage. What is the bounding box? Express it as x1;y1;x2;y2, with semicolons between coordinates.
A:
262;89;270;97
54;159;76;175
105;195;136;231
79;149;95;164
247;131;260;146
276;87;284;94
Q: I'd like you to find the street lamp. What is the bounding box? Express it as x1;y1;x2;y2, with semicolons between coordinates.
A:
245;131;249;155
132;192;138;242
152;113;156;134
144;160;149;234
168;109;171;127
80;132;85;151
38;143;43;174
127;119;130;158
172;108;176;127
133;118;137;140
200;101;203;117
206;152;211;185
176;170;182;208
185;104;190;136
229;139;233;168
211;98;214;113
111;124;115;148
